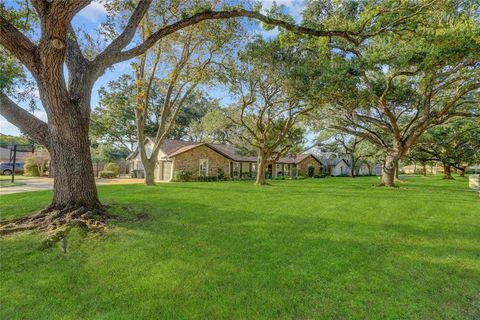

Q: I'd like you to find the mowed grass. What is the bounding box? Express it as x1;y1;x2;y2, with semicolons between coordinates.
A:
0;175;479;319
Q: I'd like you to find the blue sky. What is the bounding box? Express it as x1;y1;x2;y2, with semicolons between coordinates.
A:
0;0;305;136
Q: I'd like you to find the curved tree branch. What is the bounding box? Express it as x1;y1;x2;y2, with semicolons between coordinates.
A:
94;0;153;69
0;93;50;147
106;9;359;67
0;15;39;75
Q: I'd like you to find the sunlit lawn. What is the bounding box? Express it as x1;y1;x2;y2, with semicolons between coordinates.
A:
0;175;479;319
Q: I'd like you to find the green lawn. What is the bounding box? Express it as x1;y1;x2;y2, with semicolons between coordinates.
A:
1;176;479;319
0;175;34;181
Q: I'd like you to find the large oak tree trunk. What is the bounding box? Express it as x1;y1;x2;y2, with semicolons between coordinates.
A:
382;153;399;187
49;117;101;209
458;167;465;177
256;153;267;185
443;163;454;179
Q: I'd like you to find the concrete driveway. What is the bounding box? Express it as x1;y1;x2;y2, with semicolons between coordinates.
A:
0;177;144;195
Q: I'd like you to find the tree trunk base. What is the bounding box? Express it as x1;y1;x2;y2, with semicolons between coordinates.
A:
0;205;109;240
380;182;398;188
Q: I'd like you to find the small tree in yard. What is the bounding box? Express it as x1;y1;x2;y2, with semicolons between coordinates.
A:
90;75;139;153
222;39;311;185
132;4;240;185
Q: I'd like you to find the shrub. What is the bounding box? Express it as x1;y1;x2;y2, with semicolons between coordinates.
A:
197;176;218;182
99;171;116;179
174;170;193;182
217;168;225;180
292;175;305;180
24;156;48;177
274;176;286;180
24;159;40;176
314;172;328;178
104;162;120;177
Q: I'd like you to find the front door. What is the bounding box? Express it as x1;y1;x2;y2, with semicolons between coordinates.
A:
267;164;273;178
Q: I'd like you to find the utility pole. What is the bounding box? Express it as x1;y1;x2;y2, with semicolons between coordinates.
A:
11;144;17;183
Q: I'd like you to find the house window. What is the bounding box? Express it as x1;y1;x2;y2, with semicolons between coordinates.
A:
199;159;208;177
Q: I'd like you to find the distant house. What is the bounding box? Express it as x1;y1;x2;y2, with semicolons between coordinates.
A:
467;165;480;174
317;154;381;176
320;157;351;176
127;138;323;181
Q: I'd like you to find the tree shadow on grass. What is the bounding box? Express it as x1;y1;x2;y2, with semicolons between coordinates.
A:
2;195;479;319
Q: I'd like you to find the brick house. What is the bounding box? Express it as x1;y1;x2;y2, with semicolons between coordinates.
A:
127;138;323;181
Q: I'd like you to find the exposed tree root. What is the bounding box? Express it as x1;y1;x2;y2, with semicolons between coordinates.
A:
0;206;110;242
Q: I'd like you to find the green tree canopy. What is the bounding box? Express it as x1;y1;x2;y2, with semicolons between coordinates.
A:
300;0;480;186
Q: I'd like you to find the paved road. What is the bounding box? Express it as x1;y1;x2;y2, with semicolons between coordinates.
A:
0;178;144;195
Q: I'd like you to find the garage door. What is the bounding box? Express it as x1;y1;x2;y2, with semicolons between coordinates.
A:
162;161;172;181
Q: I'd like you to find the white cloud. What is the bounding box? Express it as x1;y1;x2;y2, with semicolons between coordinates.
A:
78;1;107;23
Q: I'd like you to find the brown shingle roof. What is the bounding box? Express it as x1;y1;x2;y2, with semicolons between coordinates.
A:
207;143;257;162
168;143;205;157
128;139;320;165
159;139;200;156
